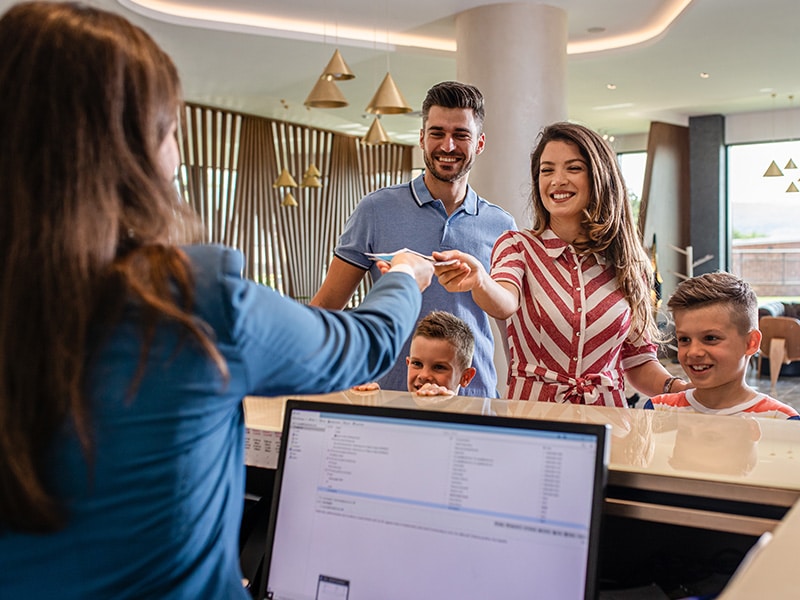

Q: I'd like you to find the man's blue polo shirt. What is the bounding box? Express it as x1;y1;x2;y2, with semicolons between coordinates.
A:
334;174;517;397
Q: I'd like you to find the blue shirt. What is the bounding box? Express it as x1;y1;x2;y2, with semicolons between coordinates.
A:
0;245;421;599
335;174;517;397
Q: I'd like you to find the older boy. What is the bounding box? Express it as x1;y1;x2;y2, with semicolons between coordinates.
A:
644;272;799;419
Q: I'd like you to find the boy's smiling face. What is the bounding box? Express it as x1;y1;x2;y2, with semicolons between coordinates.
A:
406;336;475;394
673;303;760;396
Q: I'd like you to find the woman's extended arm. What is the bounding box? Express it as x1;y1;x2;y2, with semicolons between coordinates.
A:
432;250;520;320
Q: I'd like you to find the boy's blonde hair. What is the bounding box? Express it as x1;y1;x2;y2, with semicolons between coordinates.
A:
413;311;475;371
667;272;758;334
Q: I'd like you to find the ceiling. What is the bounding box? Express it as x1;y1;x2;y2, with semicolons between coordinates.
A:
5;0;799;145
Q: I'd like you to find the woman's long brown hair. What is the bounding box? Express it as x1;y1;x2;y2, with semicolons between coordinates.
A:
0;2;225;532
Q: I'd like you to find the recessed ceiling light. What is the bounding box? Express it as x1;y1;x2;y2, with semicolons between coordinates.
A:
699;72;710;79
606;83;617;90
587;26;606;33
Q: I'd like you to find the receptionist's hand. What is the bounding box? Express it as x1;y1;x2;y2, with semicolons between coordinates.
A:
378;252;434;293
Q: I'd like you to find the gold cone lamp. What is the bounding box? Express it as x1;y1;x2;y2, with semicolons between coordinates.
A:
273;168;298;188
281;192;298;207
365;72;412;115
322;49;354;80
787;181;799;193
363;117;390;145
301;174;322;188
304;75;348;108
763;160;783;177
301;164;322;188
786;158;797;170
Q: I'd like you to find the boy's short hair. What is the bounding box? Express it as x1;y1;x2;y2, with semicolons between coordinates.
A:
413;311;475;370
421;81;485;131
667;272;758;334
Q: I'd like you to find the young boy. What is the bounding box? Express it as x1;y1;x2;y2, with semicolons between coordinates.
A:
643;272;799;419
352;311;477;396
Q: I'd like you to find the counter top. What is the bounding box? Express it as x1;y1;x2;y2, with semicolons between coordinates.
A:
245;390;800;489
244;390;800;533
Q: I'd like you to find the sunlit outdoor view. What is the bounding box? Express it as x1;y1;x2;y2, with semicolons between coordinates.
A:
618;152;646;223
618;144;800;302
729;141;800;300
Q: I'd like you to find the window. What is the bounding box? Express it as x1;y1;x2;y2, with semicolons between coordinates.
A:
618;151;647;223
728;141;800;300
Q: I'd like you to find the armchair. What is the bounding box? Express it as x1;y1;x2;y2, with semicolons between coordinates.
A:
757;316;800;388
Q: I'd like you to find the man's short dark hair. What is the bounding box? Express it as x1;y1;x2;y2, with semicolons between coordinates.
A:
421;81;485;130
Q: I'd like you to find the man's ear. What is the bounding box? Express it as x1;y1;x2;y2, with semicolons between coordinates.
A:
475;132;486;156
745;329;761;356
460;367;477;388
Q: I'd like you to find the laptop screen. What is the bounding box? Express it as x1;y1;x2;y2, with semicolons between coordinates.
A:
263;400;609;600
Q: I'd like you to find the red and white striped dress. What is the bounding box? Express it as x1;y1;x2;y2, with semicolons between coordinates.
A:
491;228;657;406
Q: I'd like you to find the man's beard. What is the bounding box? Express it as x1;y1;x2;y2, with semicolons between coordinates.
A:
423;151;474;183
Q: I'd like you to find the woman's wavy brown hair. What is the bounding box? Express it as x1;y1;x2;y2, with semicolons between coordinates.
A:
0;2;225;532
529;121;657;343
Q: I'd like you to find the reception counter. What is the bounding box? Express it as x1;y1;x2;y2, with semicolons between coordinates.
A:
244;390;800;595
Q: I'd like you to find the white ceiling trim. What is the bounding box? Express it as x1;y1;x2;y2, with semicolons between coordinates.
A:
118;0;694;55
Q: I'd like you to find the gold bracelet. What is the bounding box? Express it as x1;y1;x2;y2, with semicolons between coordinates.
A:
663;375;681;394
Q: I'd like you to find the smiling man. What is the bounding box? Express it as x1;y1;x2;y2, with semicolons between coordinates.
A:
311;81;516;397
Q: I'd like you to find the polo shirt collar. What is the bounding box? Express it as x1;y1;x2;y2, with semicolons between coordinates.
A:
411;173;479;215
541;227;607;265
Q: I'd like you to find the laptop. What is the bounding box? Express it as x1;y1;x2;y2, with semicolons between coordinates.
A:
261;399;609;600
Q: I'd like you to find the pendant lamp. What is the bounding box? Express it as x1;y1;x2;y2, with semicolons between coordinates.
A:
786;95;798;172
322;49;354;80
304;75;348;109
363;116;390;145
763;93;783;177
764;160;784;177
300;164;322;188
787;181;799;193
281;192;299;207
273;168;298;188
365;72;412;115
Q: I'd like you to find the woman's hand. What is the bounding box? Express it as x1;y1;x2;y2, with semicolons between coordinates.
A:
431;250;485;293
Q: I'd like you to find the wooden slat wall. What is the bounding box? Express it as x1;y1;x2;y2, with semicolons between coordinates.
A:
177;102;413;304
